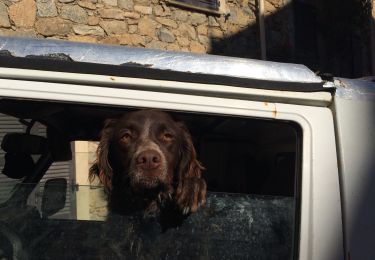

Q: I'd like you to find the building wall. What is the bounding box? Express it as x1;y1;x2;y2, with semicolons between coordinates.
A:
73;141;108;220
1;1;371;80
0;0;291;59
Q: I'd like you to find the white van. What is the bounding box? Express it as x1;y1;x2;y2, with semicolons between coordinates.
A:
0;36;373;260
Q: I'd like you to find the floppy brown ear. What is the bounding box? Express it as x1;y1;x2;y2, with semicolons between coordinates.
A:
89;119;117;193
177;123;205;182
175;122;206;213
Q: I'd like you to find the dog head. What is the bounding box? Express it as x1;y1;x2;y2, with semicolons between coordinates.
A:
90;109;205;214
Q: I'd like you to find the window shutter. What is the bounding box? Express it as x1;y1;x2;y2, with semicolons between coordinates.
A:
167;0;223;14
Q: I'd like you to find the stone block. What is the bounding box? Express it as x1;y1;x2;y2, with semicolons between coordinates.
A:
0;28;36;37
78;0;97;10
198;34;210;45
146;40;166;50
158;27;175;43
68;35;98;43
138;17;157;37
171;10;188;22
178;24;196;40
153;5;170;17
124;11;140;19
266;0;282;8
73;24;105;36
197;24;208;35
118;34;146;46
35;17;72;36
99;8;124;19
88;16;100;25
228;7;238;23
100;36;120;44
118;0;133;10
130;34;146;45
101;0;118;6
155;17;178;29
8;0;36;27
190;13;207;25
265;0;277;14
190;41;205;53
237;9;253;27
177;36;189;47
100;20;128;35
36;0;58;17
242;5;255;18
60;5;88;24
166;44;180;51
127;19;138;25
134;0;150;5
217;15;228;31
208;16;220;27
134;5;152;14
128;24;137;33
0;3;11;28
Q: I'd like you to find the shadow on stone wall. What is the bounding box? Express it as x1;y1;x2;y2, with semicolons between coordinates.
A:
314;0;372;77
209;1;294;63
0;0;372;78
209;0;373;78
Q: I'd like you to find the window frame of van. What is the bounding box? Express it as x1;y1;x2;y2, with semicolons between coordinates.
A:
0;68;343;260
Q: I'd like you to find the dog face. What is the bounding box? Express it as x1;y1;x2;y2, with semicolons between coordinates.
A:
91;109;206;215
111;110;182;190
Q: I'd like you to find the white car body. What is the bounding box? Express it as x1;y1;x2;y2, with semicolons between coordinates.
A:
0;37;374;260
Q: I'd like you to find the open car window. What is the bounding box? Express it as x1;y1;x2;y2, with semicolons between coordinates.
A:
0;99;300;259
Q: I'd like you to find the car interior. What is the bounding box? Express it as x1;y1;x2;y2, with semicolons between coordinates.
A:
0;98;300;259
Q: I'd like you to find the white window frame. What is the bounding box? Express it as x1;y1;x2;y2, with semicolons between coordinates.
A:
0;75;343;260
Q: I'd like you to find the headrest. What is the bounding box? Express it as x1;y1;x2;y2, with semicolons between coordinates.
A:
2;153;35;179
1;133;48;154
1;133;48;179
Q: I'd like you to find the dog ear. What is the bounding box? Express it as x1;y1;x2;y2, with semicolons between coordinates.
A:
177;122;205;182
175;122;207;214
89;118;117;193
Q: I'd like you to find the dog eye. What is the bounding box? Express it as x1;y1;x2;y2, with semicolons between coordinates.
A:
162;133;174;141
120;132;132;142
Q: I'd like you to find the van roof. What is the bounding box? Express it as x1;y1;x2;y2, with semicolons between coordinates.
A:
0;37;330;93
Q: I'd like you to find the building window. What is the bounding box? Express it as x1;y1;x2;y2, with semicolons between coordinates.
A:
166;0;228;15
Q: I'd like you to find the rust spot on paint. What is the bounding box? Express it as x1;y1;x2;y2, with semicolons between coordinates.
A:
272;108;277;118
265;102;277;118
110;76;116;81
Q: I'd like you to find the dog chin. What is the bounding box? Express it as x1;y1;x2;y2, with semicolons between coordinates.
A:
136;178;159;189
131;171;164;189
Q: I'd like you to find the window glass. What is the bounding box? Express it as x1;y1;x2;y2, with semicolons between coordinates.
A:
166;0;221;14
0;99;300;259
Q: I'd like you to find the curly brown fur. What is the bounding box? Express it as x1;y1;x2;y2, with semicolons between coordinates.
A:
90;109;206;217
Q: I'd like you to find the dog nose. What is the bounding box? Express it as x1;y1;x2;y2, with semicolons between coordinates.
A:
136;150;161;169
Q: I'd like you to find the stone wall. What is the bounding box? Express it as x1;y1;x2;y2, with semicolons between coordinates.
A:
0;0;290;58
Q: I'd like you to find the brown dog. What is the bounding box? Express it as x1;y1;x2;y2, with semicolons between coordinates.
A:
90;109;206;216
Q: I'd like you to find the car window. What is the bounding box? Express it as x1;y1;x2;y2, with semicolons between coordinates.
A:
0;99;300;259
